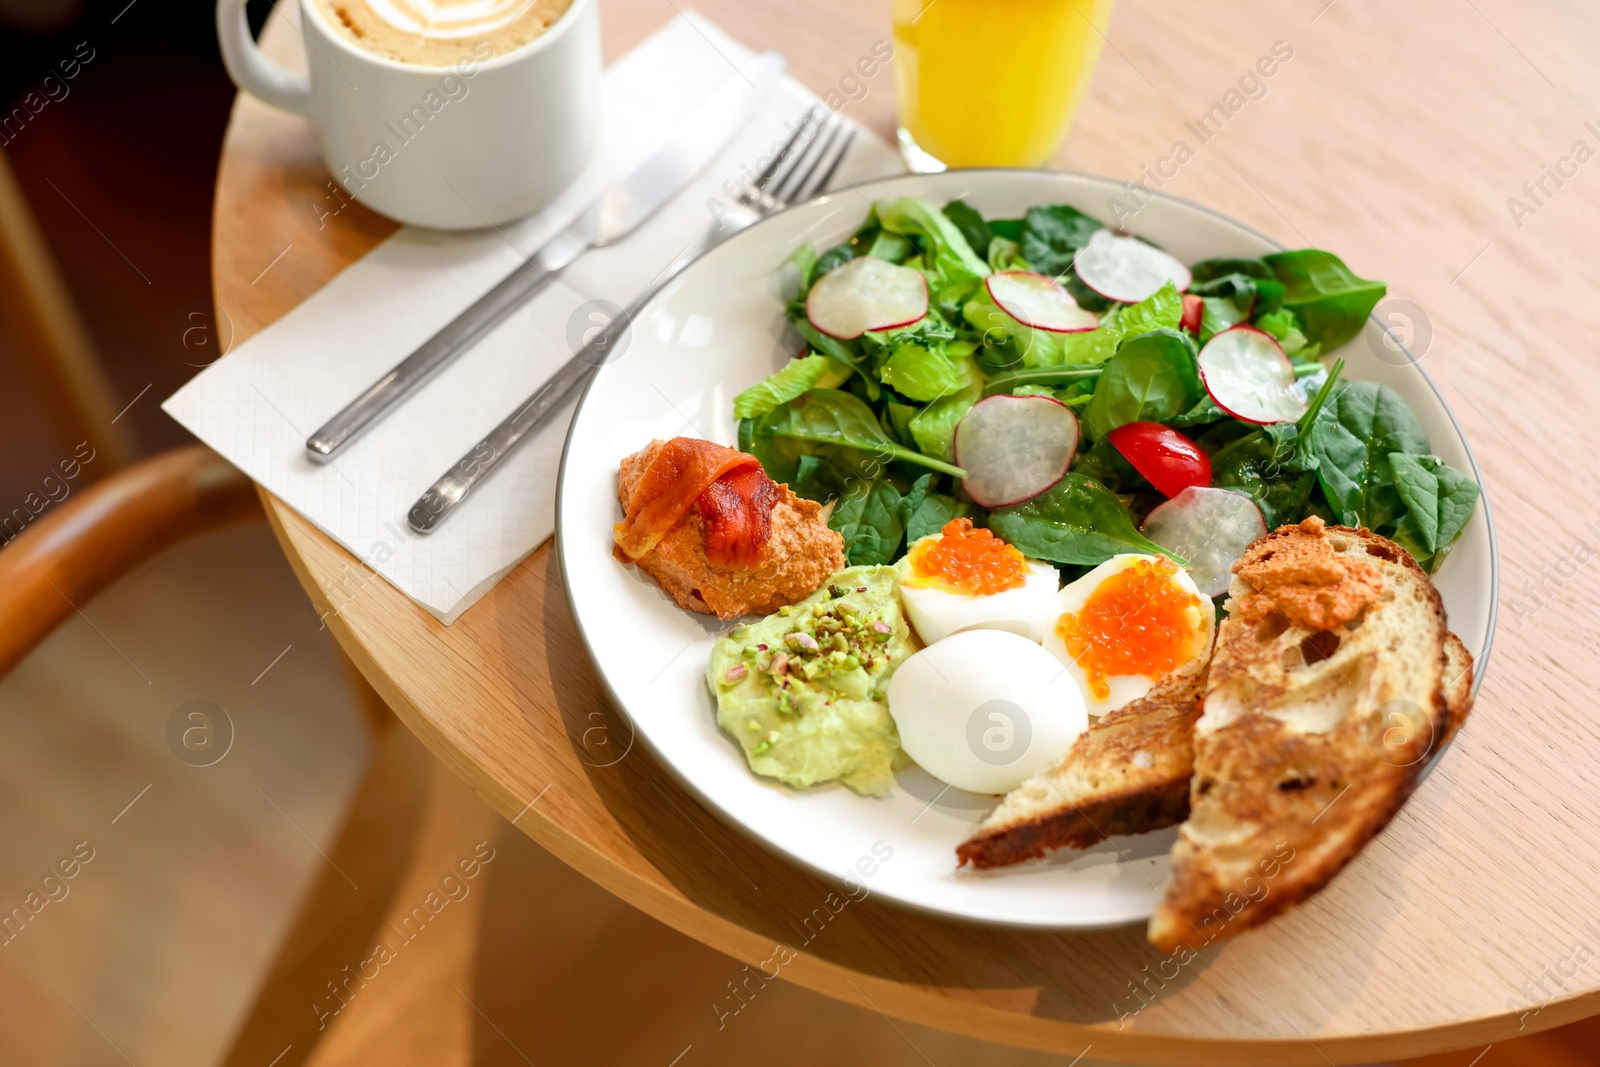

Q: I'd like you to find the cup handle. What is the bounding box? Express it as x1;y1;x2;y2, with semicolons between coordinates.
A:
215;0;313;116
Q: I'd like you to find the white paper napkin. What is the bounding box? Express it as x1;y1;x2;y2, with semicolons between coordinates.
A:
164;13;902;623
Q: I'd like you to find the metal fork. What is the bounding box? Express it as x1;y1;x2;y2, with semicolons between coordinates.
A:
406;107;857;534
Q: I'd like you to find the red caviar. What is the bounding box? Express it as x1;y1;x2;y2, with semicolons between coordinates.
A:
907;518;1028;596
1054;556;1204;700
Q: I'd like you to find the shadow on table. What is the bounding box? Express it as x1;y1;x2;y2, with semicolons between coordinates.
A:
526;546;1404;1050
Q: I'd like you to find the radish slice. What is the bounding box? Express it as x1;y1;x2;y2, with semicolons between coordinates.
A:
1071;229;1193;304
986;271;1099;333
953;395;1079;508
805;256;929;340
1197;325;1307;424
1140;487;1267;597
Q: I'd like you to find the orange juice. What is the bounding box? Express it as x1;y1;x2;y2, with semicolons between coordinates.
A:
892;0;1114;169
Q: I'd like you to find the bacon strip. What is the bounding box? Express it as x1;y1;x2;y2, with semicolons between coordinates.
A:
699;464;779;568
613;438;759;562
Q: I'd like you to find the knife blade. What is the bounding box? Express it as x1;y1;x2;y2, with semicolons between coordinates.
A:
304;51;786;463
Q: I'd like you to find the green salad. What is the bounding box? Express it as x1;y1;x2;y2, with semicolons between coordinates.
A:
733;196;1478;579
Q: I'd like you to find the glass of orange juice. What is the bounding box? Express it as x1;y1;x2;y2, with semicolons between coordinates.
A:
892;0;1114;171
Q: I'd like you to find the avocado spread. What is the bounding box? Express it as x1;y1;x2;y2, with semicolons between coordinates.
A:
706;565;915;797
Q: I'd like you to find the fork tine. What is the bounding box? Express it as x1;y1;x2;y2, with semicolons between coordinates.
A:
745;106;824;201
770;117;845;206
795;125;856;202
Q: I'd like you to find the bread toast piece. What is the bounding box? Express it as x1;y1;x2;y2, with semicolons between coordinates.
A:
1439;632;1475;747
1147;520;1450;954
957;661;1208;869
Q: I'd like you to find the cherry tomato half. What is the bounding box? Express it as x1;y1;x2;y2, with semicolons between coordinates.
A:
1179;293;1204;335
1106;421;1212;499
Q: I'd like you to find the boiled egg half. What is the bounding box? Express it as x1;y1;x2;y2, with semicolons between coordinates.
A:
887;629;1088;794
897;519;1059;646
1042;553;1213;718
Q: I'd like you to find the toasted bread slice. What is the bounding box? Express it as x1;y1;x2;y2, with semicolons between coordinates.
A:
957;661;1209;869
1147;520;1449;954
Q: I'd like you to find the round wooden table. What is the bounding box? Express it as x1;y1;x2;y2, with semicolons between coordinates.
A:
216;2;1600;1063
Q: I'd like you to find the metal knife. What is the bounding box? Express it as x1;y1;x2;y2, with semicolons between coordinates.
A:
305;51;786;463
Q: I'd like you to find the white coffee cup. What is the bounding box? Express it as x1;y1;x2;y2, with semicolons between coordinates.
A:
216;0;600;229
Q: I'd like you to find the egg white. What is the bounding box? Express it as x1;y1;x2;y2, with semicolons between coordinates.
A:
887;629;1088;794
1041;553;1214;718
898;536;1061;646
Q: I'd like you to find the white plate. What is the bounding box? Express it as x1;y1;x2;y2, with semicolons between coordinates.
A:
556;170;1498;929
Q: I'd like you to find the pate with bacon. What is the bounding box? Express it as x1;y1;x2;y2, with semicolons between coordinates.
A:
613;437;844;619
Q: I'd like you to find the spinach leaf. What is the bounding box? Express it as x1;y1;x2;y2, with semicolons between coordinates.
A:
1211;358;1347;527
1079;328;1201;439
988;473;1171;565
1189;271;1285;320
1305;379;1428;530
1070;435;1139;493
942;200;993;265
732;354;852;419
1388;453;1480;564
792;319;878;400
1262;249;1385;351
1169;395;1227;428
982;364;1103;397
829;477;905;566
989;218;1023;241
1188;257;1274;284
1210;430;1318;529
908;382;981;462
814;241;855;280
763;389;966;478
1019;204;1103;276
898;473;974;543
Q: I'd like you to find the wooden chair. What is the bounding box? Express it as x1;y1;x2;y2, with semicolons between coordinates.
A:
0;149;135;475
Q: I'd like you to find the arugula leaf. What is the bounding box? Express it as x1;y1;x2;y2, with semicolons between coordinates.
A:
763;389;966;478
829;477;905;566
732;354;852;418
1019;204;1103;277
988;473;1171;566
942;200;993;265
1388;452;1480;564
1305;379;1428;530
1262;249;1386;351
1079;328;1202;439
